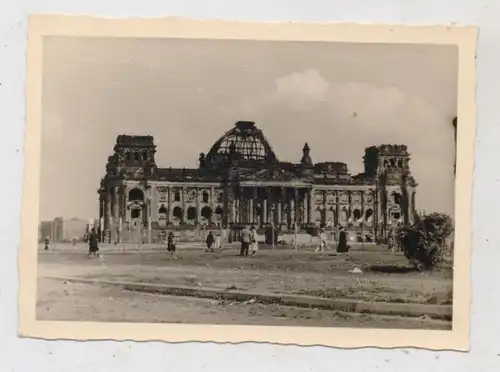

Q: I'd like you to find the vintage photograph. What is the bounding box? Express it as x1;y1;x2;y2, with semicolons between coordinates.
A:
20;16;476;349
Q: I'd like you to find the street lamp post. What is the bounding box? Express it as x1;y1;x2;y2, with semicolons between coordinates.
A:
147;196;152;245
270;204;276;250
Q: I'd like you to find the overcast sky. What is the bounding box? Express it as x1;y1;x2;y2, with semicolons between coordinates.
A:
40;36;457;221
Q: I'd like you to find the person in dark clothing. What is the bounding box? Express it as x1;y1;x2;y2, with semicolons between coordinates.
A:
167;232;176;255
44;237;50;251
337;226;349;253
206;231;215;252
88;228;99;257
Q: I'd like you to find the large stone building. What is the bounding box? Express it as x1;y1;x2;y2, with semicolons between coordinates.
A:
97;121;417;242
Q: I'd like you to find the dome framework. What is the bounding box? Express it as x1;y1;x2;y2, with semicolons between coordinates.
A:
204;121;277;165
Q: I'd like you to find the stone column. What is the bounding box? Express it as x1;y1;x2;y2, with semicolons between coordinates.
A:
322;190;327;226
307;188;313;224
335;191;340;226
113;187;120;242
277;199;282;226
167;186;172;224
104;192;110;230
121;186;127;220
181;187;186;225
196;189;201;226
249;191;254;225
231;199;237;224
239;187;244;223
263;198;268;225
302;190;308;223
253;188;258;225
234;192;240;224
347;191;352;222
290;189;295;227
210;187;215;224
410;190;416;224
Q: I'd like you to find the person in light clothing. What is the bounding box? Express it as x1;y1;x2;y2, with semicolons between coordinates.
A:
316;228;328;252
250;225;259;256
214;232;221;250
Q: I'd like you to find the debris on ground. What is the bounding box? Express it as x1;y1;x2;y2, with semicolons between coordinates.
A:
349;267;363;274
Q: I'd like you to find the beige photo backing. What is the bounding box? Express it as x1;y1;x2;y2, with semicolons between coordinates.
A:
19;15;477;350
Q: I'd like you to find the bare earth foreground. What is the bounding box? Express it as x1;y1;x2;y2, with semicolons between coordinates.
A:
37;243;453;330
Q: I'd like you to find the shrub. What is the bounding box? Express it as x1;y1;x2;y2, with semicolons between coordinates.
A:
396;212;453;270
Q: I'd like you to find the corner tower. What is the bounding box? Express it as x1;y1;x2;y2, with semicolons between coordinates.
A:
109;135;157;179
363;144;413;184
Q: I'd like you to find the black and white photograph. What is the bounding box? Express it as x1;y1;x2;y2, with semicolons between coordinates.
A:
19;16;476;349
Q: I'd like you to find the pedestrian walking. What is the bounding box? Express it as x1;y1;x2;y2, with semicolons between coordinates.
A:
240;225;251;256
337;226;349;254
167;232;176;256
214;232;221;250
315;228;328;252
250;225;259;256
87;228;99;257
206;231;215;252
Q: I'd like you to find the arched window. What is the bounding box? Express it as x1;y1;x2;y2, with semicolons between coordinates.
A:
128;188;144;201
365;208;374;220
131;209;141;219
158;204;167;215
173;206;182;219
392;192;402;205
201;206;212;219
202;191;209;203
174;191;181;202
133;152;140;161
353;209;362;220
215;206;223;215
187;207;197;220
142;152;148;161
126;152;132;161
340;208;348;224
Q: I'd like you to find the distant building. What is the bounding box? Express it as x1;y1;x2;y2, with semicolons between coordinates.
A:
38;217;89;242
39;221;54;242
98;121;418;242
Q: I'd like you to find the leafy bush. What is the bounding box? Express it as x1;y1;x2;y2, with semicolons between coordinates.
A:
396;212;453;270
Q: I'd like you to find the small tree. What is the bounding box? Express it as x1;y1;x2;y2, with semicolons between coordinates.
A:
396;212;453;270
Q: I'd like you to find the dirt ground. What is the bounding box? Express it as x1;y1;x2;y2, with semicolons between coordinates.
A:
37;278;450;329
38;244;453;306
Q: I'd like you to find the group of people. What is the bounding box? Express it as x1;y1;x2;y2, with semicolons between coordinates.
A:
205;231;222;252
316;225;349;253
238;225;259;256
82;224;349;258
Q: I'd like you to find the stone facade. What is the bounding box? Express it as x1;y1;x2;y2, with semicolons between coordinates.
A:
97;121;417;242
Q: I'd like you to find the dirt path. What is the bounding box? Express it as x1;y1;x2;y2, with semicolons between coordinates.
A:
38;249;452;305
37;278;450;329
